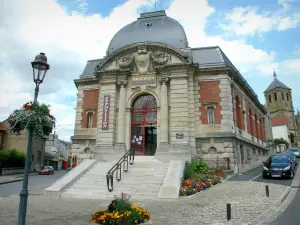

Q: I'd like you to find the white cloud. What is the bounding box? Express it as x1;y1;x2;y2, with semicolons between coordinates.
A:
221;6;300;36
278;0;295;10
0;0;155;141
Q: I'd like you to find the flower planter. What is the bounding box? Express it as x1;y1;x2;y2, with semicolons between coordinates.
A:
215;169;222;177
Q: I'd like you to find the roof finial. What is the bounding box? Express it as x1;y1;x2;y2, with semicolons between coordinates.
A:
273;69;277;80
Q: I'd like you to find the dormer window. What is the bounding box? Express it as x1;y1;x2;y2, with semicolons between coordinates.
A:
274;93;277;101
282;92;284;100
268;95;271;103
286;93;289;101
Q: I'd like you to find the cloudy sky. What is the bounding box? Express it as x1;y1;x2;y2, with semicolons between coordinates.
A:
0;0;300;141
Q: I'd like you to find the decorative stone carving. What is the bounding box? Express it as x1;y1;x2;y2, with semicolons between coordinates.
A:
118;55;134;69
159;77;169;84
133;45;152;74
151;51;170;66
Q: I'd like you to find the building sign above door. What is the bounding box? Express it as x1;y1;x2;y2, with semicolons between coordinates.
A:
176;133;184;139
132;75;156;86
102;95;110;130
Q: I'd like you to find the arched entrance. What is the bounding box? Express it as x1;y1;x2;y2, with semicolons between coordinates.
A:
131;94;157;156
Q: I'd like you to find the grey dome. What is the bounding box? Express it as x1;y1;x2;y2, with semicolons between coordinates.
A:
107;10;189;55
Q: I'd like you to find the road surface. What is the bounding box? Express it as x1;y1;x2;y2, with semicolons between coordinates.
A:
0;170;66;198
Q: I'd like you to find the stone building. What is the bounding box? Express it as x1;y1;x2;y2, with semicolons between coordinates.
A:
0;120;45;171
71;10;273;173
264;72;299;147
44;133;69;170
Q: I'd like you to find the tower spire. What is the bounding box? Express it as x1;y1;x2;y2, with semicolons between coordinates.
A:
273;70;277;79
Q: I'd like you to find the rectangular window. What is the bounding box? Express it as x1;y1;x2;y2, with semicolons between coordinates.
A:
87;112;93;128
207;107;215;124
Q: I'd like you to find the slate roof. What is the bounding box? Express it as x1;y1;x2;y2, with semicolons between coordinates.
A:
107;10;188;55
80;59;102;77
264;72;291;92
191;46;236;70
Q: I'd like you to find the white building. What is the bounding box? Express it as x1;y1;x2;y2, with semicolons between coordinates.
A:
44;133;70;169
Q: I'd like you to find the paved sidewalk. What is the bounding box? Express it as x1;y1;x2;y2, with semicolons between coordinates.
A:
0;172;38;185
0;181;289;225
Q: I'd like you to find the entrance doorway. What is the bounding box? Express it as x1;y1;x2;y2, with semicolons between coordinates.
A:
131;94;157;156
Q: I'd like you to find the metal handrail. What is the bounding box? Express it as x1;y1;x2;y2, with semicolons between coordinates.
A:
106;149;135;192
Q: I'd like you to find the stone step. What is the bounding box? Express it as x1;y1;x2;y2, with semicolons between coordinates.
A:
61;192;158;200
64;189;160;197
70;183;162;190
74;179;164;185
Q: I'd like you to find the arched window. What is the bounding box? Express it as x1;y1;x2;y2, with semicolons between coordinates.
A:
255;114;259;138
249;109;253;136
286;93;289;101
268;95;271;103
274;92;277;101
235;96;242;129
259;119;263;141
282;92;284;100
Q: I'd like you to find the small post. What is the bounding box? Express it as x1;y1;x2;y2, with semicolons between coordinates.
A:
227;203;231;221
266;185;269;197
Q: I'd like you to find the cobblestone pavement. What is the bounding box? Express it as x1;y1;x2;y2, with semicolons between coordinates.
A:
0;181;288;225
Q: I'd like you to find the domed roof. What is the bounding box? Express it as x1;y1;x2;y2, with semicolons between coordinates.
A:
107;10;189;55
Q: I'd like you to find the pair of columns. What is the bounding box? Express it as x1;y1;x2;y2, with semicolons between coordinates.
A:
116;78;169;150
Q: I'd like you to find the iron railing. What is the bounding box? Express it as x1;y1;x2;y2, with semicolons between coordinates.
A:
198;158;231;171
106;149;135;192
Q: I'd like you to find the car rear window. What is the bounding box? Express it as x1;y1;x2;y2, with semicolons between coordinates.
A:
289;149;299;152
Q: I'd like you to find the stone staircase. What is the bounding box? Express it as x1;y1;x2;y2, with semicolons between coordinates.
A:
61;156;169;200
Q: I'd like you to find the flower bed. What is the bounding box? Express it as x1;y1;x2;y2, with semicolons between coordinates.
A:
91;193;150;224
179;175;222;196
180;160;222;196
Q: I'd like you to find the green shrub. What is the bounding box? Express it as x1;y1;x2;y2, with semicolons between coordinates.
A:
183;162;194;180
0;149;26;168
190;160;210;174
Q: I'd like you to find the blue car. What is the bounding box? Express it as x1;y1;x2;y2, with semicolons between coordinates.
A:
279;152;297;169
262;155;295;179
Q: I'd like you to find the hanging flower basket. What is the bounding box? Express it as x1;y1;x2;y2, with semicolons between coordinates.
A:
8;101;56;138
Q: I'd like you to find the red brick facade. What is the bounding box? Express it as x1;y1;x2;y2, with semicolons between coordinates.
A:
245;100;265;141
199;81;223;124
233;89;245;131
81;89;99;128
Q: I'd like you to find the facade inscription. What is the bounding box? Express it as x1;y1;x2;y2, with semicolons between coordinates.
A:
102;95;110;130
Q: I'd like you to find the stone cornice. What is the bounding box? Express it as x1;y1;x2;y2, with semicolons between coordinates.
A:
74;78;98;88
95;42;193;73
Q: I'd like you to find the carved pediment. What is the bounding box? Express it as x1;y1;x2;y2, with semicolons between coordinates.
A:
151;51;170;66
95;42;192;73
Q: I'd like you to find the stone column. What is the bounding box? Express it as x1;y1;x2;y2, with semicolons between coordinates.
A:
125;108;131;151
158;77;169;151
115;81;127;151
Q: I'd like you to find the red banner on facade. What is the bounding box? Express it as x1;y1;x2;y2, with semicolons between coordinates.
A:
102;95;110;130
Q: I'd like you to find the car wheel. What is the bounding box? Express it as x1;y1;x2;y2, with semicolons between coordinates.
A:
262;173;269;179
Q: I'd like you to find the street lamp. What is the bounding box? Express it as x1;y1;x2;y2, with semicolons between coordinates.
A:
17;53;50;225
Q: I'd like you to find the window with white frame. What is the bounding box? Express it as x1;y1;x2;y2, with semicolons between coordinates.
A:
207;106;215;124
87;112;93;128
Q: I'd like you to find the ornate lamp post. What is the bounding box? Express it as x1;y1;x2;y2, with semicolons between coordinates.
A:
17;53;50;225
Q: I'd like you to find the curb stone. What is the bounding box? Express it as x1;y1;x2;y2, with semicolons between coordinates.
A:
275;186;291;207
0;173;39;185
0;178;24;185
251;186;291;225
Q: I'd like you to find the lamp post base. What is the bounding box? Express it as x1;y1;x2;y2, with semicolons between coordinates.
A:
18;189;29;225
